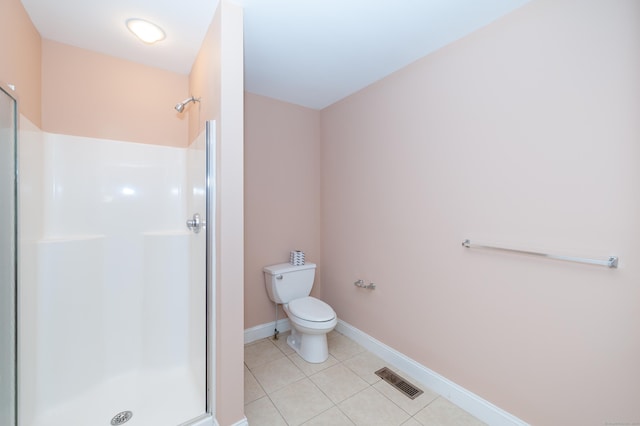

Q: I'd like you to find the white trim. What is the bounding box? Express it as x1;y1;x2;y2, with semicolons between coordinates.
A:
335;320;529;426
206;120;217;418
225;417;248;426
244;319;291;344
180;414;214;426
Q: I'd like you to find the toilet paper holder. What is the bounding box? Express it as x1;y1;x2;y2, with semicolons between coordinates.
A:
354;279;376;290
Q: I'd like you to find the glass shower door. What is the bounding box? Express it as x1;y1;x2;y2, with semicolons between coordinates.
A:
0;83;17;426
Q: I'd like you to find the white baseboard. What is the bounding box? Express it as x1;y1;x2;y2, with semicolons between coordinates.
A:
335;320;528;426
209;416;247;426
182;414;214;426
244;319;291;344
227;417;248;426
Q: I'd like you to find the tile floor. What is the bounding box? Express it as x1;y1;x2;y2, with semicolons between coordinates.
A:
244;330;487;426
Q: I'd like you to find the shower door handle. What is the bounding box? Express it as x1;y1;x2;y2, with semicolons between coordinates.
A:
186;213;204;233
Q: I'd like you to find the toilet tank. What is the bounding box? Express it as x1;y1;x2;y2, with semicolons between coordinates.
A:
263;263;316;304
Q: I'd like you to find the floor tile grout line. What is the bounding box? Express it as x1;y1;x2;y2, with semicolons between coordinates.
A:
364;379;434;424
326;342;426;420
335;397;360;426
250;333;382;425
327;335;446;422
337;383;418;426
264;389;291;426
244;363;267;406
245;331;457;426
290;377;351;426
262;371;334;426
250;348;303;426
303;404;345;426
308;366;371;407
254;357;306;396
276;334;368;406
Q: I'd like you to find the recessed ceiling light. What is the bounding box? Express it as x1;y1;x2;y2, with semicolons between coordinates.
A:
126;18;166;44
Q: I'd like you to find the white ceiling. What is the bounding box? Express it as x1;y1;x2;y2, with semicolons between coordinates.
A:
21;0;531;110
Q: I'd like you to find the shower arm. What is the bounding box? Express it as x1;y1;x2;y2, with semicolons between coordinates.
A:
175;96;201;113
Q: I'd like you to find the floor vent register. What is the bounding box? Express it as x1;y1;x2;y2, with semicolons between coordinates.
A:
375;367;424;400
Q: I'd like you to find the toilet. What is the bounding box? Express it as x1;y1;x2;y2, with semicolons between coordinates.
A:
263;262;337;363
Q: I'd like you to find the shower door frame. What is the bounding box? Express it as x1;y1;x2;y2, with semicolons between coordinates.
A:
152;122;217;426
1;80;18;426
158;120;217;426
205;119;216;423
186;120;217;426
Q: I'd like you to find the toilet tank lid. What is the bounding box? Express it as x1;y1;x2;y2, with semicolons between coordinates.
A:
263;262;316;275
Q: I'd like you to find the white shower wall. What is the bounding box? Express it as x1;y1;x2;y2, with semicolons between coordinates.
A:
41;133;187;236
19;119;206;426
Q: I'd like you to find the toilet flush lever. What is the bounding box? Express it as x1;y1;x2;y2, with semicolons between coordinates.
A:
276;275;283;280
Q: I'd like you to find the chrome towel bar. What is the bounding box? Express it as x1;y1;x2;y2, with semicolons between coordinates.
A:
462;239;618;268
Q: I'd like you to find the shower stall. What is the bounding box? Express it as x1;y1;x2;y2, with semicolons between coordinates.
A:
1;83;216;426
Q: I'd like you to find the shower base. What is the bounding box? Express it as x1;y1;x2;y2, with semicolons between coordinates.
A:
29;366;204;426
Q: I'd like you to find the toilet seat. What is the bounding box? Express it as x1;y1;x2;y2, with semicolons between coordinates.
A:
288;297;335;322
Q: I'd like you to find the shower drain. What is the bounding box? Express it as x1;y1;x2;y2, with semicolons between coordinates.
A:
110;410;133;425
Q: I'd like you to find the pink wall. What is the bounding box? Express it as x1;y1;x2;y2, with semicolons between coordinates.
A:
244;92;322;329
188;9;220;144
189;2;246;424
41;40;189;147
1;0;189;147
0;0;42;126
320;0;640;424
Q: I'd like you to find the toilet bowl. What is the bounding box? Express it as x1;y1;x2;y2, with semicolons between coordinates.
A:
263;263;337;363
283;296;337;363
